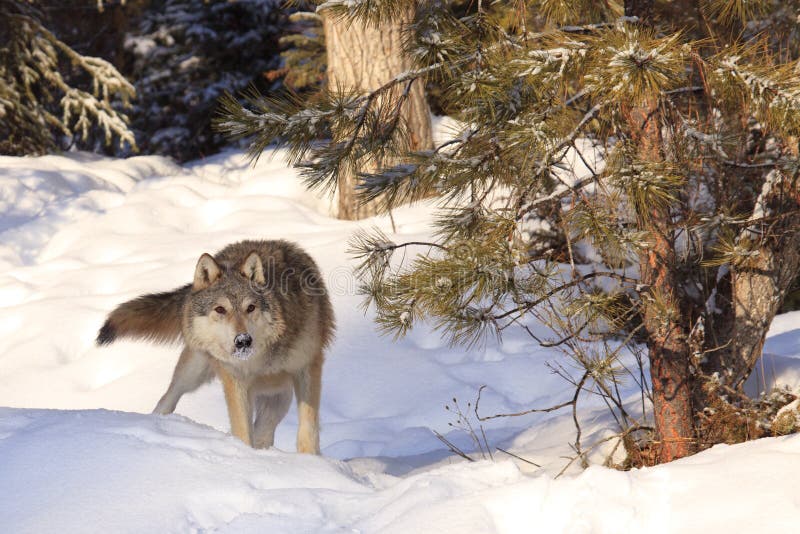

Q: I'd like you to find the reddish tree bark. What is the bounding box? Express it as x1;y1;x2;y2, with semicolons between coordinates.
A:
626;92;696;461
640;233;695;462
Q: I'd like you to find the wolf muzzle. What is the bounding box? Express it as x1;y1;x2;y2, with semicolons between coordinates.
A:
233;333;253;360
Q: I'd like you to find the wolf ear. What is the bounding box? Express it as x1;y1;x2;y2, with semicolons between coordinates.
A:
240;251;266;285
193;253;222;290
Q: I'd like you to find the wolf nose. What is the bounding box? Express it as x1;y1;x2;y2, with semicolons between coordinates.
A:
234;333;252;349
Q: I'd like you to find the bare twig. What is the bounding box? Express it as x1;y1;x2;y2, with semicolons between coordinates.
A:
476;390;575;421
496;447;541;467
378;241;449;252
555;424;653;478
571;372;590;465
432;430;475;462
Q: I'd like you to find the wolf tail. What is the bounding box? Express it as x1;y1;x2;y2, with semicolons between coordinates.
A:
96;284;192;346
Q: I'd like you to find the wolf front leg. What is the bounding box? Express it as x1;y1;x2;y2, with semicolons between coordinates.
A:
153;348;214;415
216;364;253;447
292;356;322;454
253;386;293;449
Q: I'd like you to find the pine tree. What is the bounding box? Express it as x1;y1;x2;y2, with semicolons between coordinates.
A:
218;0;800;464
219;0;435;219
123;0;284;161
267;9;326;94
0;0;136;156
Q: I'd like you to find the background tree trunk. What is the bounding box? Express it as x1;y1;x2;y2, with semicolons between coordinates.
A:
729;242;800;388
323;12;433;220
707;183;800;391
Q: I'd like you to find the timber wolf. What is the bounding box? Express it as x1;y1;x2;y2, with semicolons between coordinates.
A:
96;239;335;453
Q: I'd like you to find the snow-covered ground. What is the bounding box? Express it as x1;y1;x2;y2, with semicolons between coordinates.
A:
1;146;799;532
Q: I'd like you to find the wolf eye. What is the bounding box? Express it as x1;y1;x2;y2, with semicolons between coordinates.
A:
246;304;256;313
214;306;226;315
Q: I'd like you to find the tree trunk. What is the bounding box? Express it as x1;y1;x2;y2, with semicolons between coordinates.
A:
729;243;800;389
625;85;696;461
323;11;433;220
640;233;696;462
710;180;800;391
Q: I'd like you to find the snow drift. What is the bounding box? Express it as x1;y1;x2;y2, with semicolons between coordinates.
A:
1;147;799;532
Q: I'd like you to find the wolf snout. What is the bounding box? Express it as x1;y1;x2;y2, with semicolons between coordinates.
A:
234;333;252;349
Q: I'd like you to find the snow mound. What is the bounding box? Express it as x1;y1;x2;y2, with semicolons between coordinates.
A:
2;407;799;533
2;146;800;532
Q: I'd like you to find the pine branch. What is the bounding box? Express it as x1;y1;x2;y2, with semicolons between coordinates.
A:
515;103;603;221
491;271;639;321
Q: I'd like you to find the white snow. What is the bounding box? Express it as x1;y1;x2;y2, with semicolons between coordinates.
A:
1;146;800;532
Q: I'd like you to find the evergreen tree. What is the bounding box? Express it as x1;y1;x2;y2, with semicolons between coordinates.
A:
267;9;326;94
124;0;284;161
218;0;800;464
221;0;434;220
0;0;136;156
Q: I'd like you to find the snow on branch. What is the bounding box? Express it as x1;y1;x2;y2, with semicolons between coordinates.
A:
4;10;136;151
712;49;800;135
316;0;415;27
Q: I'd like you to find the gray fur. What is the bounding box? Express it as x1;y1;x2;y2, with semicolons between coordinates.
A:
97;239;335;453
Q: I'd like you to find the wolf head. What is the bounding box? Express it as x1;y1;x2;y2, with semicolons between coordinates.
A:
184;251;285;363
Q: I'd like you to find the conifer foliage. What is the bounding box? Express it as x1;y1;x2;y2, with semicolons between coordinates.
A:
0;0;136;156
124;0;284;161
270;9;326;93
219;0;800;464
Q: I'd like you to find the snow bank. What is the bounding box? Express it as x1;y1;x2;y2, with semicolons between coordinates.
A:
1;147;800;532
2;407;799;533
0;149;575;464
